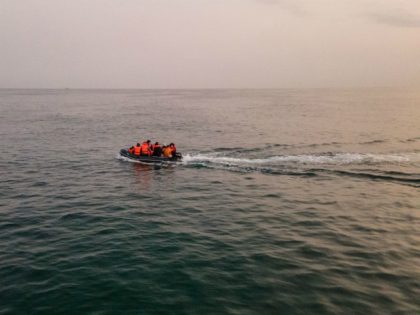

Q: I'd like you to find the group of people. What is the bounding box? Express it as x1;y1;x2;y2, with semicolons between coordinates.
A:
128;140;177;158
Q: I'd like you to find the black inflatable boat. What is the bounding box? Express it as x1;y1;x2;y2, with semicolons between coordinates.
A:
119;149;182;164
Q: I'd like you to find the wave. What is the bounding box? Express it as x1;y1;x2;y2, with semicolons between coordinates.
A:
402;136;420;143
182;152;420;166
311;169;420;186
359;139;387;145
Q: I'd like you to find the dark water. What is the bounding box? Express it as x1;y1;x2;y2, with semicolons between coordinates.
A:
1;89;419;314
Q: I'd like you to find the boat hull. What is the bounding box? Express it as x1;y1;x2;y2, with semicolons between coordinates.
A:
119;149;182;164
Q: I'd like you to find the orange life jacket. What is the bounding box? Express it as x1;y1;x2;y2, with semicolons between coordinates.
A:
134;145;141;155
128;147;134;154
140;142;151;156
163;147;172;157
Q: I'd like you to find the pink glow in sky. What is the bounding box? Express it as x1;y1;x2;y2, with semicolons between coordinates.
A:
1;0;419;88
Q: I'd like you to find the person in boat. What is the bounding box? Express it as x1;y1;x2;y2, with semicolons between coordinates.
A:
128;145;135;154
162;145;172;158
169;143;177;155
152;142;162;157
140;140;152;156
133;143;141;156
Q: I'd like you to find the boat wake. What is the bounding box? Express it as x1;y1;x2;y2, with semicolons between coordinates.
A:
181;151;420;187
117;150;420;186
182;152;420;166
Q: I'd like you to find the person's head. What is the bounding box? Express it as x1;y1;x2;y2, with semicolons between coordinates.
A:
155;142;159;145
170;143;174;147
147;140;151;144
136;143;140;146
162;145;166;149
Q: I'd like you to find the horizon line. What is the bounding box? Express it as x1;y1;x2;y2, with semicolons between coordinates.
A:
0;85;418;91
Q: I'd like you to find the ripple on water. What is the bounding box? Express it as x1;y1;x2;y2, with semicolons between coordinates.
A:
1;89;420;314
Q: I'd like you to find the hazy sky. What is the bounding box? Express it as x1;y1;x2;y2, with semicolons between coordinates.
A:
1;0;419;88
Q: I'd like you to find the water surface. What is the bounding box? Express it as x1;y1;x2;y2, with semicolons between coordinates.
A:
1;88;419;314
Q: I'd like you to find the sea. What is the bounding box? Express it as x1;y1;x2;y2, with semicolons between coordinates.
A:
0;88;419;314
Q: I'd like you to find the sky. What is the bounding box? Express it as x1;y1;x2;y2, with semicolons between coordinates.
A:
0;0;419;88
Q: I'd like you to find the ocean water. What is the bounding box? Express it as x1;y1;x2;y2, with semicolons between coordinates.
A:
0;88;419;314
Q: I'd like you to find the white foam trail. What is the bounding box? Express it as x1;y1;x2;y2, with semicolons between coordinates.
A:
116;153;143;164
182;152;420;166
